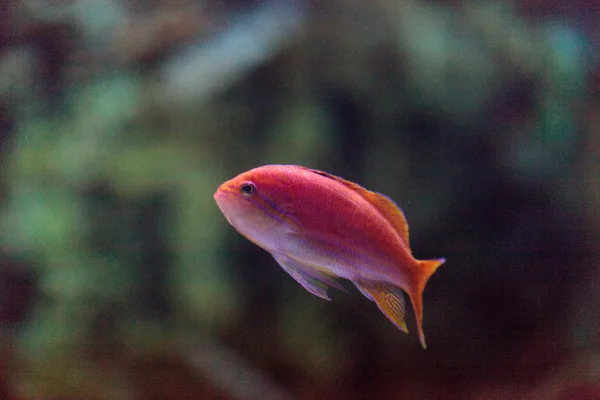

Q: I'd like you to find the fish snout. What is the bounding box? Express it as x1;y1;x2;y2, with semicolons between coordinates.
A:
214;186;224;201
214;181;231;199
214;181;237;207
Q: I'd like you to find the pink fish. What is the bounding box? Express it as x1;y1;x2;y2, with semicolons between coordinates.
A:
214;165;445;349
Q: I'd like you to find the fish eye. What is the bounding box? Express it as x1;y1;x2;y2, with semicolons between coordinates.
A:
240;181;256;196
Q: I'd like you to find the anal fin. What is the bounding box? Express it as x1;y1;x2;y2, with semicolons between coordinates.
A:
353;281;374;302
354;281;408;333
273;254;344;301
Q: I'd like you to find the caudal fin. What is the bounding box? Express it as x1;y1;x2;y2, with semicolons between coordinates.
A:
408;258;446;349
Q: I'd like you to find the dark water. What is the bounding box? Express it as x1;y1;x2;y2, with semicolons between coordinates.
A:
0;1;599;399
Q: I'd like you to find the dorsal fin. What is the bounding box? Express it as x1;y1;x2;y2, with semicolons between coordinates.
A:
301;167;410;245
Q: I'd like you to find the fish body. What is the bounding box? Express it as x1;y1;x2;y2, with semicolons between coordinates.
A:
214;165;445;349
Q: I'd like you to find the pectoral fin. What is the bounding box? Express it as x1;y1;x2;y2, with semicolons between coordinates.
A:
272;254;344;301
354;281;408;334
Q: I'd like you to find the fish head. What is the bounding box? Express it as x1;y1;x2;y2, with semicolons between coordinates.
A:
214;166;295;250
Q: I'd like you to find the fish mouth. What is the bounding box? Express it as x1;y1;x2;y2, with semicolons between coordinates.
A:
214;182;243;212
214;184;238;222
214;182;234;201
213;187;224;201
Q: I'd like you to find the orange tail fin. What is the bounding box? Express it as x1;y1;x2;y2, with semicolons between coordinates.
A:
408;258;446;349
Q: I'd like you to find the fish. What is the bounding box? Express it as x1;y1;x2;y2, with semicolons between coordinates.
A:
214;165;445;349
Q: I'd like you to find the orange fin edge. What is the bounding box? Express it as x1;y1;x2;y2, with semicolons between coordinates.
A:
354;281;408;334
301;167;410;245
409;258;446;350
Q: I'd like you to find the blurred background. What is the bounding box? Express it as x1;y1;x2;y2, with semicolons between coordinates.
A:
1;0;599;399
